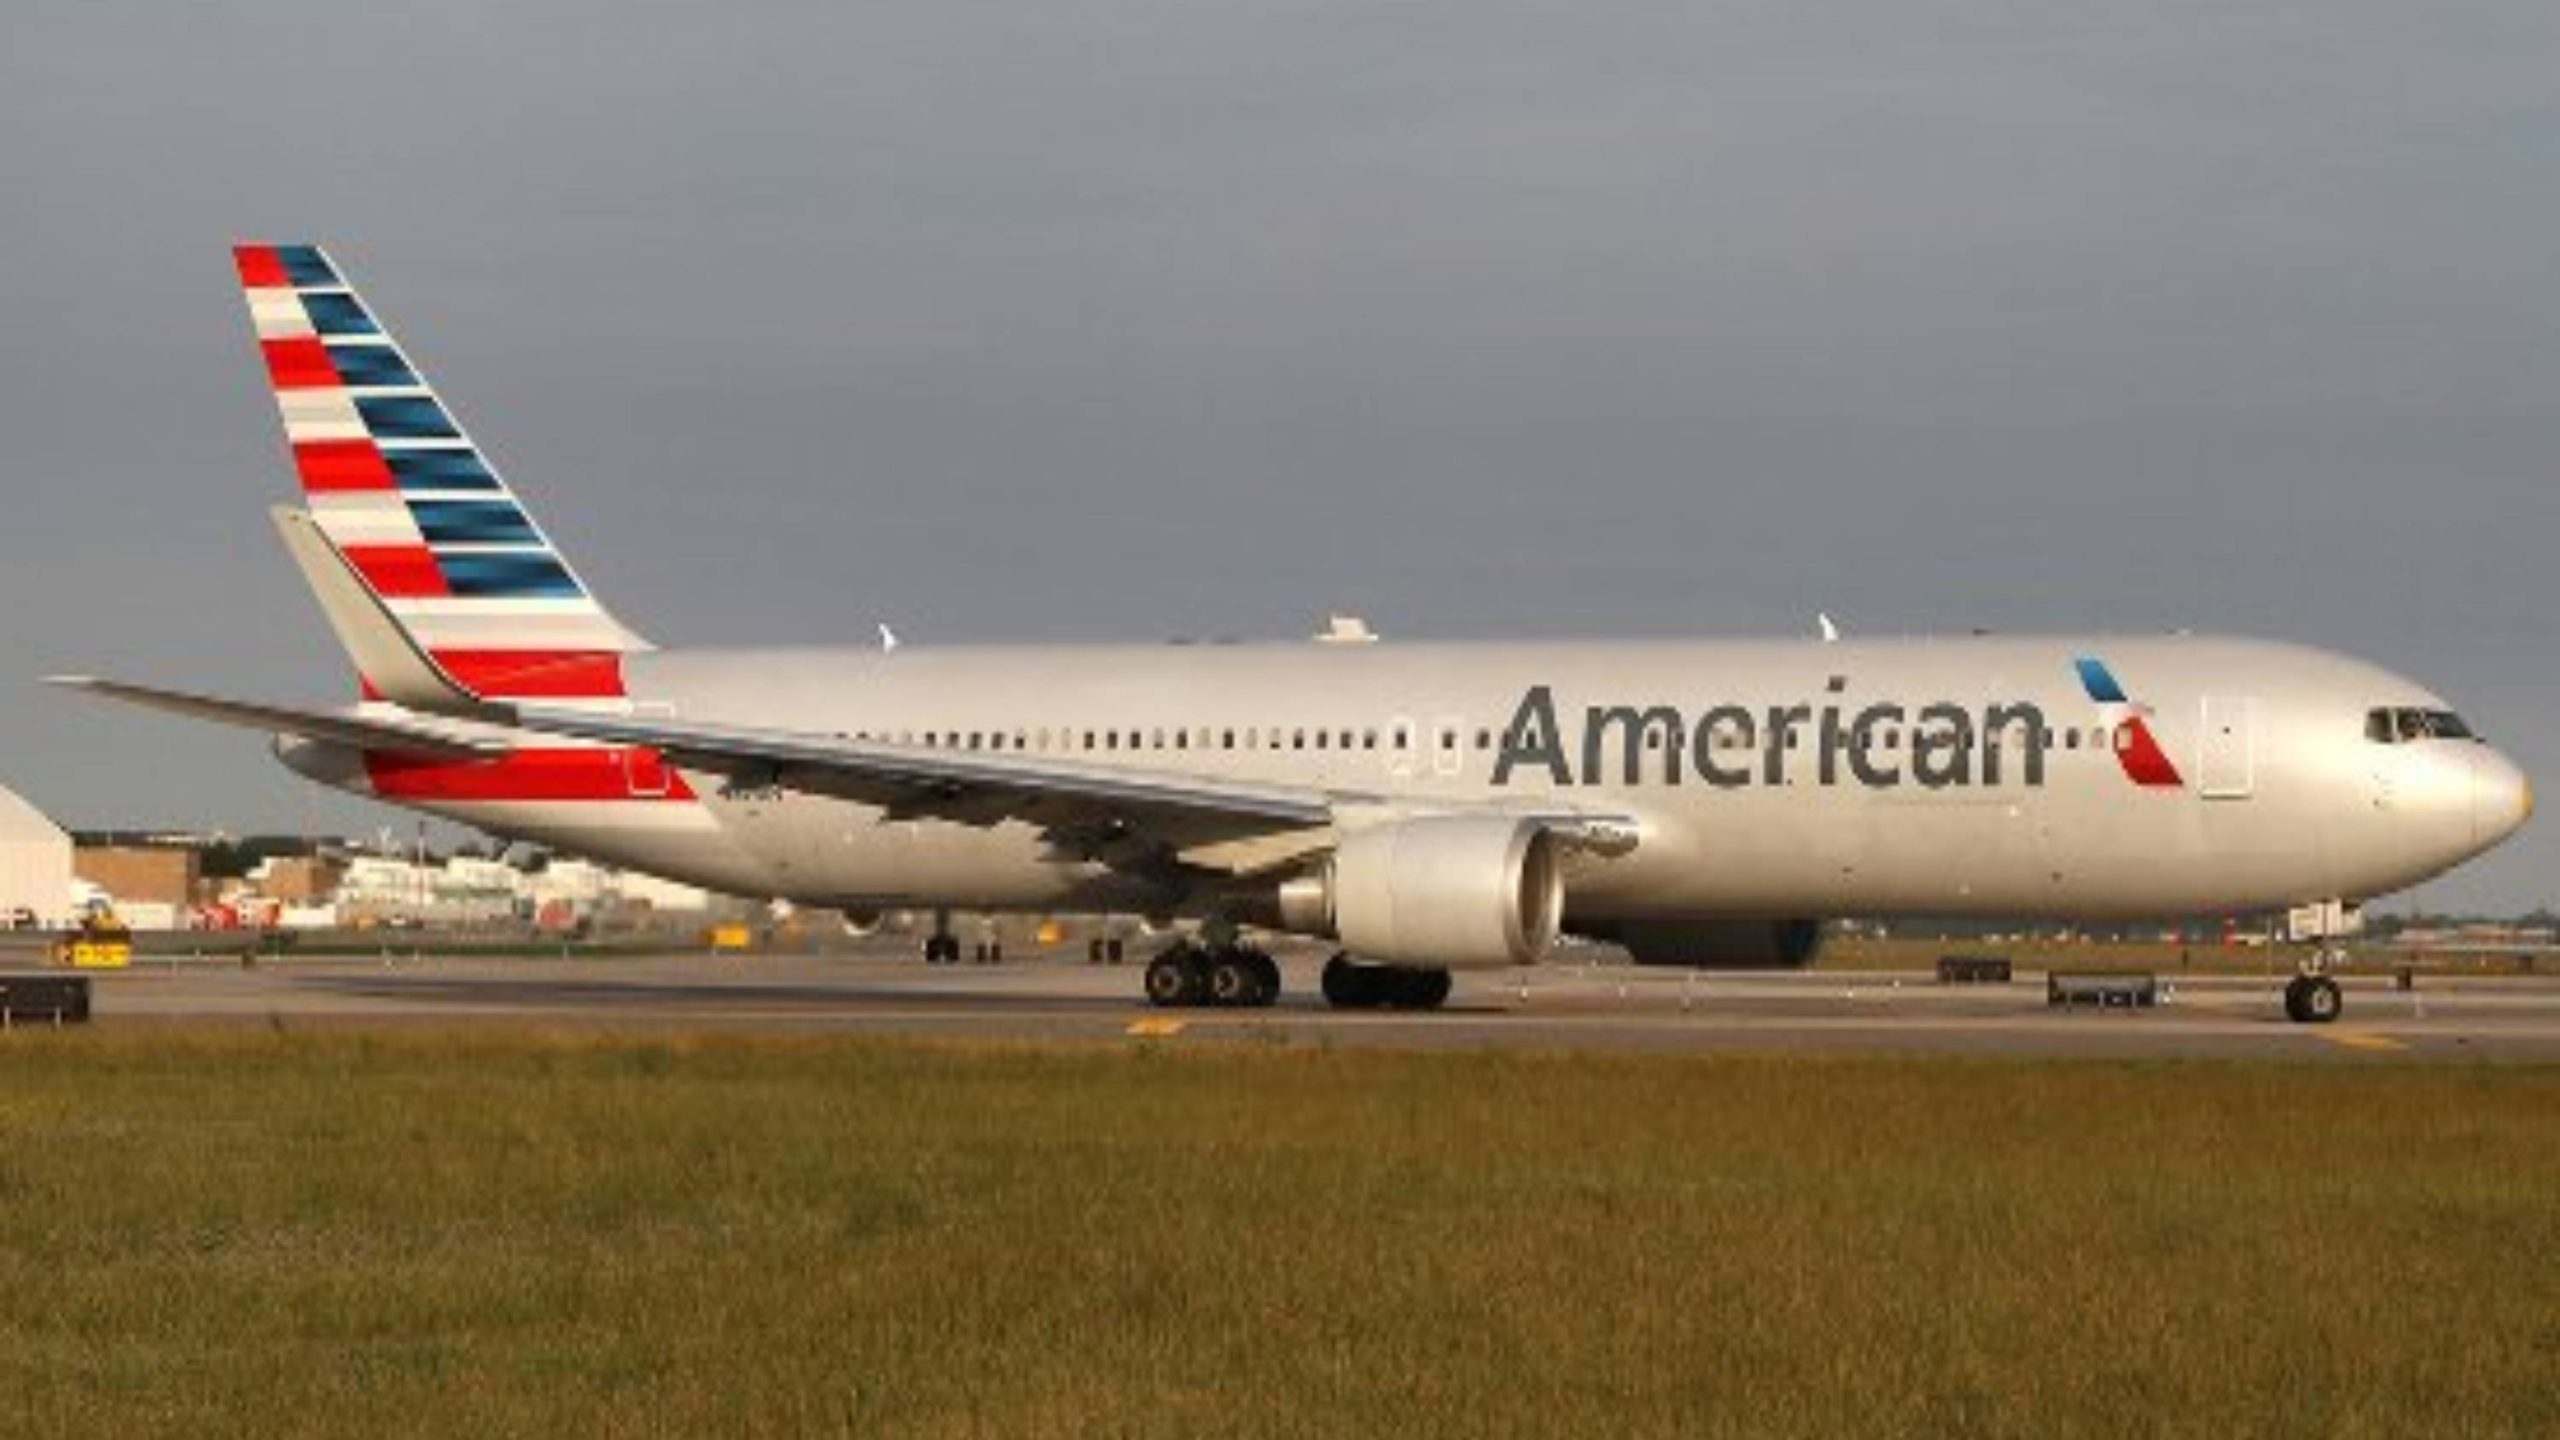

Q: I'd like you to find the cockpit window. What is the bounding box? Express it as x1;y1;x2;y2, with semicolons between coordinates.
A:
2365;707;2476;744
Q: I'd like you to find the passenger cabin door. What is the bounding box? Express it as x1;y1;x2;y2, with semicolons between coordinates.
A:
2198;696;2255;800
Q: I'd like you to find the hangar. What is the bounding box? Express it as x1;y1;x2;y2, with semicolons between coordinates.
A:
0;783;72;929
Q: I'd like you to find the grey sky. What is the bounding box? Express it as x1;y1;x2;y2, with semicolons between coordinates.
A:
3;1;2554;911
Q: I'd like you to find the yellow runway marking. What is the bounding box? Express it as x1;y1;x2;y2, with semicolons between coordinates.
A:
1125;1017;1187;1038
2322;1028;2406;1052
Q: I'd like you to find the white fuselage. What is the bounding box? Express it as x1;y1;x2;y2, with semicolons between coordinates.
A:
286;634;2532;928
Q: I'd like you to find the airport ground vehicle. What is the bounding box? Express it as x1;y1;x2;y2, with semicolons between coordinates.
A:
52;911;133;970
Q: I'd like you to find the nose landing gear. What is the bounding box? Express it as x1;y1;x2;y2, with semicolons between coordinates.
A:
2283;943;2347;1025
2283;973;2344;1024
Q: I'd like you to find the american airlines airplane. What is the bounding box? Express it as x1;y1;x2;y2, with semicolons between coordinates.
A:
57;245;2535;1024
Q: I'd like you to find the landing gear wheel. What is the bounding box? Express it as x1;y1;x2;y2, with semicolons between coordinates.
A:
1320;954;1364;1008
924;936;958;965
1248;953;1283;1008
2284;974;2343;1025
1392;968;1452;1011
1323;954;1402;1009
1106;939;1126;965
1207;951;1259;1008
1087;939;1104;965
1145;949;1205;1008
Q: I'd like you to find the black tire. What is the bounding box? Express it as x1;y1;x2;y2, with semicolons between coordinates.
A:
1107;939;1126;965
1247;953;1283;1008
1321;954;1382;1009
2284;974;2343;1025
1393;968;1453;1011
1207;951;1257;1008
1145;950;1204;1008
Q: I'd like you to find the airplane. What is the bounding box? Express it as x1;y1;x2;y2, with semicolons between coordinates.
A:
54;244;2534;1024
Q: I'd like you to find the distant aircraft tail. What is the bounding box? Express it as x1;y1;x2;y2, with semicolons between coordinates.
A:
233;243;649;705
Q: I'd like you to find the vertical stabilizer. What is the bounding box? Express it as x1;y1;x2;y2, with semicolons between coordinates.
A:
234;243;648;704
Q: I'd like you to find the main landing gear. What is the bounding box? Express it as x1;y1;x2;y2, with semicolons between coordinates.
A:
921;912;1002;966
1320;954;1452;1011
1144;942;1282;1009
2283;945;2346;1025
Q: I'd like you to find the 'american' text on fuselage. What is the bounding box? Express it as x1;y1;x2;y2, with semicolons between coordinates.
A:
1492;681;2054;790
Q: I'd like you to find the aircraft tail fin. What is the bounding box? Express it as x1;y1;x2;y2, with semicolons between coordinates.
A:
234;243;648;705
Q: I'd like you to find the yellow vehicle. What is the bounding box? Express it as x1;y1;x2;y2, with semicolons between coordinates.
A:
53;912;134;970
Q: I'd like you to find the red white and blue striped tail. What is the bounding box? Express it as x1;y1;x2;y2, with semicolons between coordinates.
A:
234;243;649;704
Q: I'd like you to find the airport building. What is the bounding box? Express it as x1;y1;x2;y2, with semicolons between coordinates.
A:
73;844;200;910
0;784;74;929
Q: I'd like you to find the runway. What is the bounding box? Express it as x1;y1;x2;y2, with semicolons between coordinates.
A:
49;945;2560;1059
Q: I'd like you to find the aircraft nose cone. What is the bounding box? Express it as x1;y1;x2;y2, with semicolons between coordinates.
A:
2473;749;2534;846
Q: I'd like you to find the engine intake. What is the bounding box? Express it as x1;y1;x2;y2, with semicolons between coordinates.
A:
1296;817;1566;970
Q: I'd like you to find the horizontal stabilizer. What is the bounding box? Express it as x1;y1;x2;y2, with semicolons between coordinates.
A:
49;677;512;762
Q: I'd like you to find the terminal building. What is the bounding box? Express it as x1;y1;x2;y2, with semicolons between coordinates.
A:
0;784;74;929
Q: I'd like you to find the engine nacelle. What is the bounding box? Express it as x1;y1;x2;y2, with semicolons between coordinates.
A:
1303;817;1566;970
1586;917;1825;970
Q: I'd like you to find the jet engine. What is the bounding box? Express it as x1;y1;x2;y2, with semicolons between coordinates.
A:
1280;817;1566;970
1584;917;1826;970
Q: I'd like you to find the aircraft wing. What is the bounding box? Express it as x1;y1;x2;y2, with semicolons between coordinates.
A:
503;704;1640;870
50;677;514;763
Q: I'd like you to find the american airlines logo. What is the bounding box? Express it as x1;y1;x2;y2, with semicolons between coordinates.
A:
1489;659;2182;792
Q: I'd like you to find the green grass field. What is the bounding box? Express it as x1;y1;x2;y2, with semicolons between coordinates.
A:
0;1033;2551;1438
